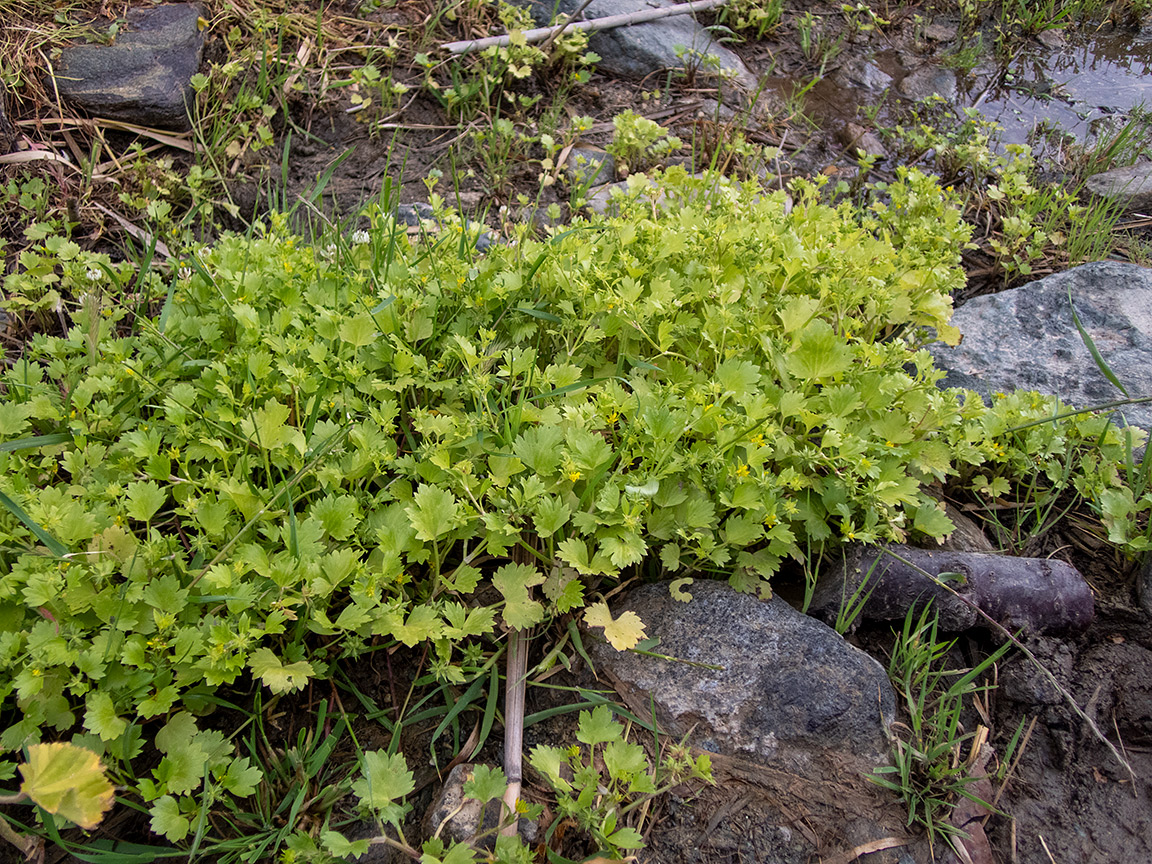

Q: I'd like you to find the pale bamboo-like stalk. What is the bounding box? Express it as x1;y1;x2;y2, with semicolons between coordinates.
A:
441;0;729;55
500;625;530;836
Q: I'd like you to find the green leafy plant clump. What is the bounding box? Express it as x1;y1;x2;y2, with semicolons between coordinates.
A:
0;167;1146;853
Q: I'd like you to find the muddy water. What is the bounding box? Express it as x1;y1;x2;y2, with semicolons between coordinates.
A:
770;26;1152;156
979;28;1152;146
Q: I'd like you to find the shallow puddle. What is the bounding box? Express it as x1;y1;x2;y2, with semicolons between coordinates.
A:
978;27;1152;146
763;24;1152;157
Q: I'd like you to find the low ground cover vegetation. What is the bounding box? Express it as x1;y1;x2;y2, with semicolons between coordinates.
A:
2;166;1148;861
2;0;1152;861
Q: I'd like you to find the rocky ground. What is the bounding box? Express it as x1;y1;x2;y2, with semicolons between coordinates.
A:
3;1;1152;863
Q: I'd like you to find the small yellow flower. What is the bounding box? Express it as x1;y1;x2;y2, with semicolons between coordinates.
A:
568;470;582;482
735;463;750;478
607;411;619;424
31;669;42;678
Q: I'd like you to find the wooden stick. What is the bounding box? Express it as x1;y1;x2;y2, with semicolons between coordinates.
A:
441;0;729;55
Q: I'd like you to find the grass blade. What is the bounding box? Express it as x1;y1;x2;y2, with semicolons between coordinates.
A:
0;433;71;453
1069;286;1129;398
0;489;68;557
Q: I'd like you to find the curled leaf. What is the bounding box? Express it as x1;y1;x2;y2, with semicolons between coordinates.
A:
20;742;115;829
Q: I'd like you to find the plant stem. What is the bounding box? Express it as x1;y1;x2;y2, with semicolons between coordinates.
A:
501;625;530;836
0;815;37;860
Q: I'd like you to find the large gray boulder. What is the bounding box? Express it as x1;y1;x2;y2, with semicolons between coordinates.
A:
1085;163;1152;213
587;580;896;770
510;0;755;87
930;261;1152;432
51;3;205;130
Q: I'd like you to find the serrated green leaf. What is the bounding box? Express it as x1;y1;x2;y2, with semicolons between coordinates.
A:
778;295;820;334
442;604;496;639
603;739;648;782
462;764;506;804
406;485;461;541
606;826;645;849
715;359;761;396
0;402;32;437
149;795;190;842
322;830;371;859
141;574;189;613
125;480;166;522
913;499;956;538
340;314;378;348
576;704;621;746
155;749;205;796
335;603;374;631
83;691;127;742
391;603;443;646
217;756;262;797
249;647;314;694
353;750;414;827
565;426;613;473
491;563;545;629
513;426;565;475
532;496;570;537
155;713;198;753
787;319;853;381
311;494;360;540
246;398;306;453
722;514;764;547
528;745;571;792
543;567;584;614
600;531;647;568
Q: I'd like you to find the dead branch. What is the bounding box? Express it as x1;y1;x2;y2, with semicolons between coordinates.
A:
441;0;729;55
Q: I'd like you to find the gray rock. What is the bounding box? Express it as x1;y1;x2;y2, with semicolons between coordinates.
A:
396;203;495;251
422;763;538;847
510;0;755;87
339;819;403;864
1084;163;1152;213
923;22;959;42
933;501;996;554
834;55;893;92
1138;553;1152;616
929;261;1152;432
565;146;615;186
810;544;1095;636
51;3;205;130
584;180;628;216
899;65;957;101
1037;28;1067;49
838;122;888;159
588;580;896;770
